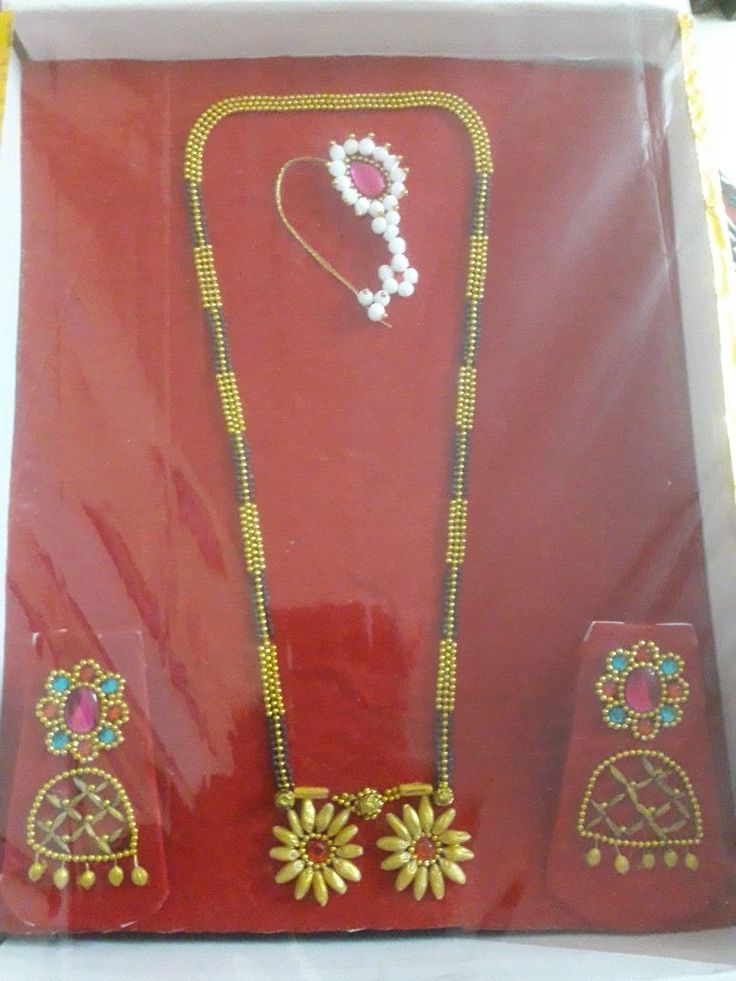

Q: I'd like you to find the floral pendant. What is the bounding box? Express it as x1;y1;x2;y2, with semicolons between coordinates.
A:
271;798;363;906
377;796;474;900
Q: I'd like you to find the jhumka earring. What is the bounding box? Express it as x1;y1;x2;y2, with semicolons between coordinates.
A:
276;133;419;323
26;659;148;890
578;640;703;874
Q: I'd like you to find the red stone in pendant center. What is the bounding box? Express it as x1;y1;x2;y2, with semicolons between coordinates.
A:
624;667;661;713
64;687;99;734
349;161;385;198
306;838;330;864
415;836;436;861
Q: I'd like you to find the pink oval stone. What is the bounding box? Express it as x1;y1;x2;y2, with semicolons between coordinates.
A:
64;687;99;734
349;161;385;198
624;667;660;713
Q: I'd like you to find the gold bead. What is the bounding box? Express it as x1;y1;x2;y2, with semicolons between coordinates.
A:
614;854;630;875
664;849;679;869
131;865;149;887
275;789;296;810
28;862;45;883
53;866;70;890
79;869;96;890
109;866;125;887
434;786;454;807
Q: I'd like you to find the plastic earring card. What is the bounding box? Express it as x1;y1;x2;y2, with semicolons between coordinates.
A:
0;21;735;938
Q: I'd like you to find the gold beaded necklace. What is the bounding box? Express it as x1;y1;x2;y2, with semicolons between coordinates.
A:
185;91;491;906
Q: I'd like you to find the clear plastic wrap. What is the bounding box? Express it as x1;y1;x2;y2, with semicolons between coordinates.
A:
1;0;735;974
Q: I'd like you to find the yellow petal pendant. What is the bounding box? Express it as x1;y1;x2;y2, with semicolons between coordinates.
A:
395;860;418;891
429;862;445;899
381;851;410;871
323;866;347;894
300;799;316;834
315;803;335;833
431;808;456;836
386;813;411;840
418;796;434;834
332;858;361;882
413;865;429;900
294;867;313;900
333;825;359;846
273;826;300;847
439;858;466;885
275;859;305;884
403;804;422;838
312;870;329;907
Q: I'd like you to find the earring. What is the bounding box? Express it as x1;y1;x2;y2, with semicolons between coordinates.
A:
276;133;419;324
579;640;702;873
596;640;689;740
26;659;148;890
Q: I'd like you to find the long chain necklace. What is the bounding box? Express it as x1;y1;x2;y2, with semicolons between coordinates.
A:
185;92;491;906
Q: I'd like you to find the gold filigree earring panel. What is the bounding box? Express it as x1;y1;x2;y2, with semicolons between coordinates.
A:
578;749;702;874
548;623;730;932
26;659;148;890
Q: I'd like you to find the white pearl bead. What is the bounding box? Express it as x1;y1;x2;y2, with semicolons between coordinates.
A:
368;200;385;218
383;277;399;294
358;137;375;156
378;264;393;281
367;302;386;322
329;143;346;161
404;267;419;284
398;281;415;298
386;210;400;226
388;237;406;255
391;254;409;273
344;137;359;154
354;197;370;216
342;188;359;206
328;160;346;177
383;194;398;211
389;167;406;183
333;175;350;193
383;225;399;241
391;182;406;198
385;155;398;170
373;145;388;162
371;216;387;235
357;288;374;307
375;289;391;306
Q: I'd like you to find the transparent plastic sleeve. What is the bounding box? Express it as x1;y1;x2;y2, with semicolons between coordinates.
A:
1;0;735;973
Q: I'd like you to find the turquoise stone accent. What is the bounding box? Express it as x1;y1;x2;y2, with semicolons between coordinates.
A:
51;731;69;750
611;653;628;672
101;678;119;694
608;706;627;724
51;676;70;693
660;704;677;723
661;658;678;676
99;727;116;744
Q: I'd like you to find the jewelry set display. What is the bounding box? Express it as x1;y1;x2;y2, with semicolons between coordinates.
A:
18;92;708;910
578;640;703;873
183;92;490;906
26;660;148;890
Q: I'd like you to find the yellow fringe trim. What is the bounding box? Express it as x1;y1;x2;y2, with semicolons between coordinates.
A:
0;12;12;145
679;13;736;498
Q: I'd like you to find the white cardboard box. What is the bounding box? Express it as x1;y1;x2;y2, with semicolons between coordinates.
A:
1;2;735;976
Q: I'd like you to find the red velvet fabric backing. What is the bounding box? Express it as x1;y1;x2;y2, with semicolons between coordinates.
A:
1;55;734;934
